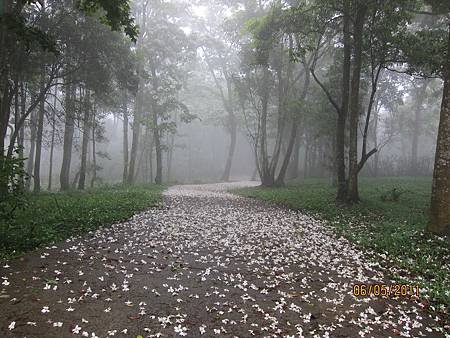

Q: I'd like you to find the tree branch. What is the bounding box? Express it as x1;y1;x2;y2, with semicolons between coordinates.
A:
358;148;378;173
310;68;341;114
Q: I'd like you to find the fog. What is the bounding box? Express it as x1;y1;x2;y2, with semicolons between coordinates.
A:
1;0;446;191
1;1;449;335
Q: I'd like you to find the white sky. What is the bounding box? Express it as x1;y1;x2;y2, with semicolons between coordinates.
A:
192;5;208;18
180;4;234;35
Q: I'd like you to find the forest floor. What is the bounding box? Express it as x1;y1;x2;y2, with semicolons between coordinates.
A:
0;182;448;337
235;177;450;311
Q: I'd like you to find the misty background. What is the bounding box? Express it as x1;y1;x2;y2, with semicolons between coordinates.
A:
1;0;445;191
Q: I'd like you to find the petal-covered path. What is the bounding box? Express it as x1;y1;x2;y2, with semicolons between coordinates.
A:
0;182;446;337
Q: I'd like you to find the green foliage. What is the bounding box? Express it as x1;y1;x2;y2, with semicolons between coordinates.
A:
244;2;322;65
76;0;138;41
0;185;164;259
235;177;450;309
386;1;448;79
245;8;281;65
1;0;137;64
136;1;196;141
0;148;28;225
397;29;447;78
0;12;58;53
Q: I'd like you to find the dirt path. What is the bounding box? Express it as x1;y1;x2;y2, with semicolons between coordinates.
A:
0;182;446;337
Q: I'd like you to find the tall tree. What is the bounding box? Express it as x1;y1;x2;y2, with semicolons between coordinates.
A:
308;0;353;202
33;69;47;192
346;1;367;203
337;0;351;202
199;6;241;182
1;0;137;193
242;4;318;187
394;1;448;233
127;0;148;185
78;89;91;190
133;0;195;184
25;109;37;191
47;84;58;191
122;95;129;184
60;83;75;191
310;0;417;202
410;81;428;174
428;24;449;235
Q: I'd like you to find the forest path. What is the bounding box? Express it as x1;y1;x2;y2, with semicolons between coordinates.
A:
0;182;445;337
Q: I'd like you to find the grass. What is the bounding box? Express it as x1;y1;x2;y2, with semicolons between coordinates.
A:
0;184;164;259
235;177;450;311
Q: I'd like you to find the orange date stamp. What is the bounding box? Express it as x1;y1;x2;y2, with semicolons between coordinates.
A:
353;283;420;297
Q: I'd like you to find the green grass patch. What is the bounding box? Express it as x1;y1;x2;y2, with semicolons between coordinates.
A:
0;184;164;259
235;177;450;310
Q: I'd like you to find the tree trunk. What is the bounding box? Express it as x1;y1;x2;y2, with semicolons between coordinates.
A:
203;54;237;183
287;130;301;179
149;141;153;184
128;112;140;184
90;110;97;188
275;122;298;186
427;25;450;235
13;76;19;144
18;83;26;158
0;1;13;171
251;166;258;181
25;109;37;191
127;2;147;185
135;127;149;183
0;0;17;194
48;85;57;191
144;135;150;183
221;116;237;182
411;82;428;175
276;59;310;186
0;76;11;157
17;82;26;188
222;74;237;182
167;130;175;183
310;142;317;175
358;65;382;176
78;89;91;190
269;45;288;181
336;0;352;203
60;83;75;191
128;87;142;184
303;137;309;178
33;70;46;193
72;168;80;189
149;63;163;185
331;134;337;186
258;68;273;186
372;100;380;176
12;75;19;155
347;3;367;203
153;112;162;184
122;97;129;184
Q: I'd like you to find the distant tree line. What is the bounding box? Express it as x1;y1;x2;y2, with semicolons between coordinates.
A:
1;0;449;235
